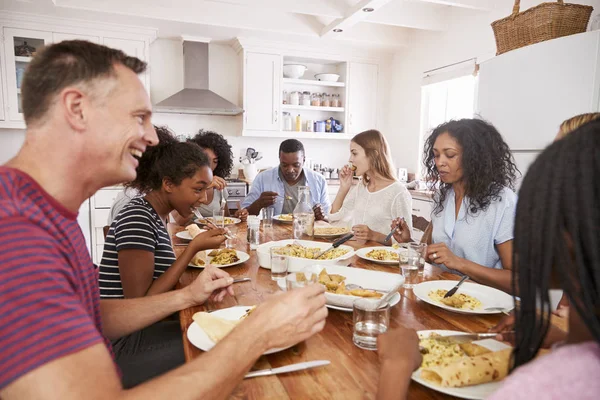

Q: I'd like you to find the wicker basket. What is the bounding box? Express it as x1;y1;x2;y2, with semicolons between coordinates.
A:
491;0;593;55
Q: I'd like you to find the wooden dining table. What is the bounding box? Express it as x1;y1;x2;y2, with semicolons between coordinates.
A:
170;221;518;399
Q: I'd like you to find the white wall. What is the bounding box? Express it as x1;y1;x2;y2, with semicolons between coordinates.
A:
387;0;600;174
0;130;25;164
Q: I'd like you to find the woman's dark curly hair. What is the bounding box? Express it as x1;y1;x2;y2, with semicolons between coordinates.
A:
423;118;518;216
188;130;233;178
127;125;210;194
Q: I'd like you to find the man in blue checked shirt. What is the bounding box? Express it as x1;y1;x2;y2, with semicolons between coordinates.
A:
241;139;330;220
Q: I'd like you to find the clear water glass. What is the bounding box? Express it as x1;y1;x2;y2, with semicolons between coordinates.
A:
400;247;420;288
409;242;427;274
285;270;318;290
263;206;274;228
212;209;225;228
270;247;289;280
352;299;390;351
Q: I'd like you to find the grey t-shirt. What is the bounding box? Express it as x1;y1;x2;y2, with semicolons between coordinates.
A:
280;169;307;214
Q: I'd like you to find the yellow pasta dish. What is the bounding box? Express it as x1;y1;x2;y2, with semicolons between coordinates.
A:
207;249;239;265
428;289;482;310
366;249;399;261
315;269;382;298
273;244;349;260
199;217;237;225
277;214;293;221
314;227;349;235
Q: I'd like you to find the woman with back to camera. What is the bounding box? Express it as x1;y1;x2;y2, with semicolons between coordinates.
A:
376;119;600;400
328;129;412;245
392;119;518;293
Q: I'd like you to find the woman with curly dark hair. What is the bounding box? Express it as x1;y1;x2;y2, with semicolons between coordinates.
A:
393;118;518;292
187;130;248;221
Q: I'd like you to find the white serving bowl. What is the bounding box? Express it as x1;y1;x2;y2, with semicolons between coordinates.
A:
314;73;340;82
257;239;354;272
283;64;307;79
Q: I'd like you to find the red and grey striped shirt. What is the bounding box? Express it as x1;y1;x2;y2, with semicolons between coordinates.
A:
0;167;110;389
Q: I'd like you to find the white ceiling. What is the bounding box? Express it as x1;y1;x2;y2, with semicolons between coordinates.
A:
2;0;498;49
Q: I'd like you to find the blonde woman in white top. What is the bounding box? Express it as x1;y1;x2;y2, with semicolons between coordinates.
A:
329;129;412;244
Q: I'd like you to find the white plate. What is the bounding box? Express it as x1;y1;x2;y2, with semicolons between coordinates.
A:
313;228;351;238
307;264;404;309
413;281;514;315
194;217;242;226
188;249;250;269
187;306;292;355
327;292;401;312
412;330;511;400
175;229;206;241
273;214;293;223
257;239;355;272
355;246;400;265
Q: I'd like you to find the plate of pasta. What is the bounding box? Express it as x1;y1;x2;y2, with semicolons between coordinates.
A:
355;246;399;265
313;226;351;238
256;239;354;272
188;249;250;268
413;281;514;315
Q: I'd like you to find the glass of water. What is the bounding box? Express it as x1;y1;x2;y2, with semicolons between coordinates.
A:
399;244;420;288
212;209;225;228
263;206;274;228
352;298;390;351
409;243;427;274
285;269;318;291
270;247;289;281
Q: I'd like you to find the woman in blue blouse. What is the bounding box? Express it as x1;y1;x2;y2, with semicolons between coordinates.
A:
393;118;518;293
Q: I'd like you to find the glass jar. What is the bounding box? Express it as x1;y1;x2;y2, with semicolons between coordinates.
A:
331;93;341;107
301;91;311;106
321;93;331;107
282;112;293;131
311;92;321;107
247;216;261;250
289;91;300;106
282;90;288;105
305;119;314;132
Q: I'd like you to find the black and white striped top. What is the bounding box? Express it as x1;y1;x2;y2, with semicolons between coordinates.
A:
98;197;176;298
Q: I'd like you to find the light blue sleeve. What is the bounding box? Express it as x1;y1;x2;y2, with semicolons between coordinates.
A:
241;172;265;209
318;176;331;214
494;189;517;245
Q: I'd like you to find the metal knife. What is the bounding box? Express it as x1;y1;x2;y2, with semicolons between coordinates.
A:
443;275;469;298
314;233;354;259
244;360;330;379
430;332;509;344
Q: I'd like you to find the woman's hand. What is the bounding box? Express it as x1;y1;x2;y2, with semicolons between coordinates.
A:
234;208;249;222
426;242;464;271
185;265;234;305
208;176;227;190
390;217;412;243
190;228;227;252
352;224;375;241
339;165;353;189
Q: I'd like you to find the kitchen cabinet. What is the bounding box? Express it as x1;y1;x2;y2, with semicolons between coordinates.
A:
243;52;281;132
53;32;101;43
103;37;149;91
2;28;53;122
347;62;378;134
90;187;123;264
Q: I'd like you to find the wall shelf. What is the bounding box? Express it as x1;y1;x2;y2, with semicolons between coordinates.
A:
282;78;345;88
243;130;353;140
282;104;344;113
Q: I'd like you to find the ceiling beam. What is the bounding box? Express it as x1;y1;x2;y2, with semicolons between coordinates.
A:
366;0;447;31
205;0;346;18
415;0;494;11
321;0;394;38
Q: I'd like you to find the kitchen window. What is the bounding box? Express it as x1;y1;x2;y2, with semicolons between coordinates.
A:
418;59;477;178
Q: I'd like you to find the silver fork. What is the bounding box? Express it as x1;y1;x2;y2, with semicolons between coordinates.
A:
220;189;226;211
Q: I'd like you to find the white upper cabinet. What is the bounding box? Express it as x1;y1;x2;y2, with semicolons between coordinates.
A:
478;31;600;151
347;62;378;134
243;52;281;131
3;28;53;122
102;37;148;92
53;32;101;44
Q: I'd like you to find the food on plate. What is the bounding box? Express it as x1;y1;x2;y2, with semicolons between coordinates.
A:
428;289;482;310
419;333;491;369
420;342;511;388
277;214;293;221
199;217;237;225
190;251;206;267
318;269;383;298
207;249;240;265
273;244;349;260
314;227;349;235
365;248;399;261
185;224;203;239
192;306;256;343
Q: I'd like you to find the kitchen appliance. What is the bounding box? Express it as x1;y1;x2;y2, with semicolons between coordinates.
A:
154;39;243;116
225;179;248;211
398;168;408;183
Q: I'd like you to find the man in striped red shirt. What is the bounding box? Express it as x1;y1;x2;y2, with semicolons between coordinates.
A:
0;40;327;399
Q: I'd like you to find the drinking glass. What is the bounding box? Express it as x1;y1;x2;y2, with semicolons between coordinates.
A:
285;270;318;291
409;243;427;274
352;299;390;350
263;206;274;228
212;209;225;228
270;247;289;281
399;244;420;289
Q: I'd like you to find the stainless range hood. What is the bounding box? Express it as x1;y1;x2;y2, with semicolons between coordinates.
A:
154;40;243;116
